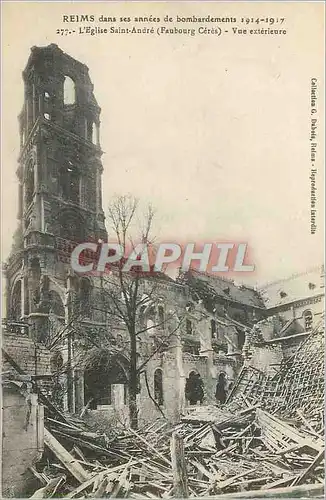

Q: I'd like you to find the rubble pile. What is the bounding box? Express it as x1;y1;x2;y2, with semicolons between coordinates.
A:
27;327;324;498
29;397;324;498
228;325;325;434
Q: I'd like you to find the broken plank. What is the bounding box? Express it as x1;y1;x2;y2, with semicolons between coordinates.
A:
29;476;65;498
291;448;325;486
170;431;189;498
44;428;90;483
231;476;275;489
215;467;258;491
190;459;215;481
262;475;297;490
64;462;138;499
128;426;172;467
256;409;324;452
110;460;131;498
28;466;47;486
198;483;324;498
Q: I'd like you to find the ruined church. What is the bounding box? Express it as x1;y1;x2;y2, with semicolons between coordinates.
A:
3;44;324;431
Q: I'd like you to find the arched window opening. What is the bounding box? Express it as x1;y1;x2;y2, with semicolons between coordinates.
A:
11;280;22;321
154;368;164;406
185;371;204;406
44;91;51;100
25;161;35;206
303;310;313;331
215;372;227;405
30;258;41;310
92;123;97;145
86;120;93;142
84;349;128;409
210;319;217;339
186;319;193;335
80;278;92;317
63;76;76;105
24;280;29;316
84;368;112;409
58;161;80;203
49;290;65;316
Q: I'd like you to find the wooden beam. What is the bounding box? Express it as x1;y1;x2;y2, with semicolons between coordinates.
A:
292;448;325;486
170;431;189;498
197;483;324;499
44;428;90;483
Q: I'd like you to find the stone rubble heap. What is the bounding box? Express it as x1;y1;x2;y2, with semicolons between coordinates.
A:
29;394;324;498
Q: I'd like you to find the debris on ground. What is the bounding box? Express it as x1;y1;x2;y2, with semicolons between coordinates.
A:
28;397;324;498
26;327;325;497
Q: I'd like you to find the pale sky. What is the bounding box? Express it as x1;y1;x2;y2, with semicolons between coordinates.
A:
1;2;324;286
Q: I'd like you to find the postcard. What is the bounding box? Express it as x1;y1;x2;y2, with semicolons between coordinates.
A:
1;2;324;498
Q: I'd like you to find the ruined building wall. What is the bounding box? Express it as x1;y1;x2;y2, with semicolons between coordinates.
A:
2;329;52;377
2;385;44;498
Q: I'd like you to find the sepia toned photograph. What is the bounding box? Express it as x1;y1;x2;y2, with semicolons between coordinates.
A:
1;2;324;498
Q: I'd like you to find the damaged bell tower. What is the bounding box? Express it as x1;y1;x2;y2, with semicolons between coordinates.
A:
5;44;107;342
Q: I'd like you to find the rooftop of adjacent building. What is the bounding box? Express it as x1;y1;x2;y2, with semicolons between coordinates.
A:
258;265;324;308
176;265;324;310
178;269;269;309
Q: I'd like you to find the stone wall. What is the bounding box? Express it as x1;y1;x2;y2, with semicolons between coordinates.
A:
137;350;236;425
246;343;283;374
2;384;44;497
2;330;52;377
